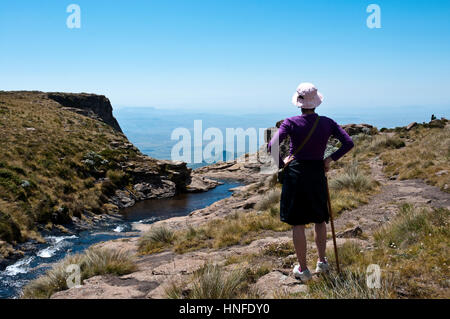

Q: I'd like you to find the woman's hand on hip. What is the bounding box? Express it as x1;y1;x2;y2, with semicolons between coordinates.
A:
283;155;294;167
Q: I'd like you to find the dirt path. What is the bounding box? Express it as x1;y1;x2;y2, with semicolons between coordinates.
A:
50;158;450;299
333;157;450;235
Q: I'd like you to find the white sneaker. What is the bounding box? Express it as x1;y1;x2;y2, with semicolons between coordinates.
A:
293;265;312;282
315;258;330;273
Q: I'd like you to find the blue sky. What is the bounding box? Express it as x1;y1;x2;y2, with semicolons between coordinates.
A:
1;0;449;113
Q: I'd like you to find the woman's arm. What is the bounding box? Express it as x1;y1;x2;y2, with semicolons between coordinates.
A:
328;120;354;162
267;119;290;168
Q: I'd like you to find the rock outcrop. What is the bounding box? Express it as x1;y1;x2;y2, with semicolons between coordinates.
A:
341;123;378;136
47;92;123;133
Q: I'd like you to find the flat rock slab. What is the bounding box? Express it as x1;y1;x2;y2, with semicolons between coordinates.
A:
254;271;308;298
51;275;159;299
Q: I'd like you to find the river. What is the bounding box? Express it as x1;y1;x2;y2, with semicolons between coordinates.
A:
0;180;241;299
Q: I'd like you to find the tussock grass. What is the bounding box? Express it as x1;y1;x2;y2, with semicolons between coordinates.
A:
316;203;450;298
369;135;405;153
190;264;246;299
175;209;291;253
22;248;137;299
372;204;450;297
304;269;393;299
138;208;291;255
381;125;450;192
374;203;433;248
165;263;266;299
165;264;246;299
329;161;378;214
138;225;176;254
329;161;375;192
255;188;281;211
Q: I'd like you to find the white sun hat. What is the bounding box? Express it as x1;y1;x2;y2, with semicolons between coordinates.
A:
291;82;324;109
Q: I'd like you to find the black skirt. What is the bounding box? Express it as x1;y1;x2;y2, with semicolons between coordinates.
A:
280;159;330;226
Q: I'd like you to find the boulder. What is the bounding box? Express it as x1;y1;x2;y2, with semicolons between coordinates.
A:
111;190;136;208
428;119;447;128
406;122;417;131
435;170;448;176
336;226;363;238
186;175;221;193
341;123;377;136
132;180;177;200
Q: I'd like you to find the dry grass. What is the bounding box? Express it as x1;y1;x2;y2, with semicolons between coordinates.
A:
165;263;246;299
368;135;405;153
381;125;450;192
371;204;450;298
329;161;375;192
0;91;145;244
303;269;393;299
165;263;268;299
22;247;137;299
275;203;449;299
138;225;176;254
138;208;292;255
318;204;450;299
329;161;378;214
254;188;281;211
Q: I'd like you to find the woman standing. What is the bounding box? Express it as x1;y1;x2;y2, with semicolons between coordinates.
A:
267;83;354;282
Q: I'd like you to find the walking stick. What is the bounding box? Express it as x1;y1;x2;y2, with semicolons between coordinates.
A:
325;173;341;274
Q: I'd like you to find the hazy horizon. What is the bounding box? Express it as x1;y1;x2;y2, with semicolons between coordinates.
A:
1;0;450;113
114;104;449;163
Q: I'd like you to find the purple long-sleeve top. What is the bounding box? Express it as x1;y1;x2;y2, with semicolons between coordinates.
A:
267;113;354;168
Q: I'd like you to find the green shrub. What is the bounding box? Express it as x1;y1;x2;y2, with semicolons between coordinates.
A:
100;180;116;196
35;194;56;223
0;168;22;193
106;170;129;188
0;211;22;242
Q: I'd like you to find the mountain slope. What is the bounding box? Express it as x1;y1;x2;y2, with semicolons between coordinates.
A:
0;91;190;257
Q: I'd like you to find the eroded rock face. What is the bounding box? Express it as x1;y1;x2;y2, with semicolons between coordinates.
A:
47;92;123;133
133;180;177;200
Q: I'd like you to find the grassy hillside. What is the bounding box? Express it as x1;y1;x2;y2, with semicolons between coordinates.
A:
0;91;157;247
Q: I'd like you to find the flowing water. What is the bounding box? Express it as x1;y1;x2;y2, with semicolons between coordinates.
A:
0;180;241;299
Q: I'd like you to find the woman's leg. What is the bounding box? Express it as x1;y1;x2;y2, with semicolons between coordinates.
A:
293;225;308;271
314;222;327;262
